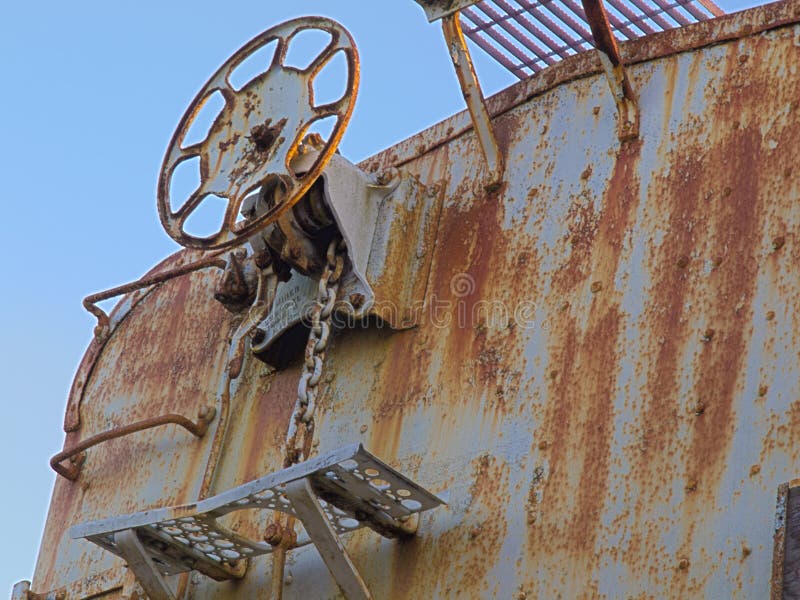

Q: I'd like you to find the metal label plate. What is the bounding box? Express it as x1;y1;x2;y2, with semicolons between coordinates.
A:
252;273;318;354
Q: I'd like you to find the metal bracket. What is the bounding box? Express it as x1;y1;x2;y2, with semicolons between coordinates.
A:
285;478;372;600
247;155;444;362
71;445;444;599
10;581;65;600
10;581;32;600
414;0;482;22
115;530;176;600
442;13;505;188
772;478;800;599
581;0;640;141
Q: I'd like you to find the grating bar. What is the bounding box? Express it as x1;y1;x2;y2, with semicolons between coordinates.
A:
478;1;574;60
606;0;660;35
494;0;586;54
461;0;724;78
463;7;558;74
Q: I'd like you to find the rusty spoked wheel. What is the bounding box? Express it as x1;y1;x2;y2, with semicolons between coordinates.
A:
158;17;359;250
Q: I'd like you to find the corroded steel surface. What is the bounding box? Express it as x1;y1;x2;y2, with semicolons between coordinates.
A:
33;253;236;597
32;3;800;598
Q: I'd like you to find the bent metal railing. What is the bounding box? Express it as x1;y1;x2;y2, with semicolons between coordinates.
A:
51;407;216;480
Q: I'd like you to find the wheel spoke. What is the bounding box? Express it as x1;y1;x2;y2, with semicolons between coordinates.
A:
272;35;289;69
179;141;205;160
173;188;207;223
303;36;344;77
312;98;347;119
208;70;230;95
223;194;242;232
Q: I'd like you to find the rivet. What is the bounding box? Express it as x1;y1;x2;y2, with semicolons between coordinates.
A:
263;523;282;546
538;440;548;450
349;293;366;309
749;464;761;477
676;255;689;269
712;256;723;268
590;281;603;294
722;187;732;197
701;328;715;343
285;573;293;586
758;385;768;397
684;479;698;492
549;369;559;380
693;400;706;416
742;544;752;558
766;310;775;321
772;236;786;251
360;424;368;434
677;557;690;570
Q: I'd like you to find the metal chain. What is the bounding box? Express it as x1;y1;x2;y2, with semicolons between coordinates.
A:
283;237;345;467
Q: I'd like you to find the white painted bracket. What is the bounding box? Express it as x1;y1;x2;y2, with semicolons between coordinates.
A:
114;530;176;600
581;0;640;141
413;0;482;22
285;478;372;600
442;13;505;188
597;52;640;141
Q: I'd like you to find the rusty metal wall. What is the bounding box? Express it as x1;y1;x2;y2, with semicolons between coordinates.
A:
32;2;800;598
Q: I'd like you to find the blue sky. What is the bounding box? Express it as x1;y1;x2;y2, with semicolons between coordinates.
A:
0;0;759;594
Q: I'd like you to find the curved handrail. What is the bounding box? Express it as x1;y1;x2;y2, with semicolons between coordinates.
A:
84;254;227;342
51;406;216;481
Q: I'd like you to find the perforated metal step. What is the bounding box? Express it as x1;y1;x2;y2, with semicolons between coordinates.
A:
71;444;443;584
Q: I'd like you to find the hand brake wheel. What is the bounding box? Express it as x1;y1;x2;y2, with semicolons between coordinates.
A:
157;17;359;250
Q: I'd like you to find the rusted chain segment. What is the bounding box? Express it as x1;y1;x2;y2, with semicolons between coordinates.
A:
51;407;216;480
284;237;344;467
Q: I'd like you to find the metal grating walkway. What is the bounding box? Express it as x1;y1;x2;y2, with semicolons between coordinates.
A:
461;0;724;78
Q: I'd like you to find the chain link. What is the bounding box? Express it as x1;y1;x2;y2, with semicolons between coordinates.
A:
283;237;345;467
